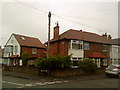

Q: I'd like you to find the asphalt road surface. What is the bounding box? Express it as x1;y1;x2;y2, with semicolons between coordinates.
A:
2;74;120;88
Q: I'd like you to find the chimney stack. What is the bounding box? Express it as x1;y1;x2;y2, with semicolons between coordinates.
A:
54;21;59;39
102;33;107;38
108;34;112;39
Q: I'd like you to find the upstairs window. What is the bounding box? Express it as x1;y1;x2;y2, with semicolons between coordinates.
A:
71;40;83;50
32;48;37;54
4;46;13;53
83;42;89;50
14;45;18;54
102;44;108;51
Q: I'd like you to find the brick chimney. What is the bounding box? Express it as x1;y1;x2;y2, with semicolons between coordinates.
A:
102;33;107;38
108;34;112;39
53;22;59;39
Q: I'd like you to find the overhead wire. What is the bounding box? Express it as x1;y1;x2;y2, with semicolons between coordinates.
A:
53;14;106;33
14;0;108;34
14;0;47;14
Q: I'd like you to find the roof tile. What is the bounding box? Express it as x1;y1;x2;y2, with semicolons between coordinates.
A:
13;33;46;48
50;29;113;44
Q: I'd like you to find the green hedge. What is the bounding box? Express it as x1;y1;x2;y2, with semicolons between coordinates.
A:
36;54;72;70
78;59;97;73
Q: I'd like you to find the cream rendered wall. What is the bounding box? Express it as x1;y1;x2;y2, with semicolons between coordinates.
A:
110;45;119;59
110;45;120;64
68;49;84;58
3;34;21;57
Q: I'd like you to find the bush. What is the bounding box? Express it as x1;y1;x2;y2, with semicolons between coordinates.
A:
22;52;29;66
78;59;97;73
36;54;72;70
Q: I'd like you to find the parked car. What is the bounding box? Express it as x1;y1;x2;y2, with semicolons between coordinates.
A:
105;65;120;77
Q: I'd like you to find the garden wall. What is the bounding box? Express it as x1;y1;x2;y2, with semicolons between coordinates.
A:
3;66;102;77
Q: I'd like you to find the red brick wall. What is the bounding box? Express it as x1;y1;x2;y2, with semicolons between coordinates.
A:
84;42;110;58
49;40;69;57
21;46;46;58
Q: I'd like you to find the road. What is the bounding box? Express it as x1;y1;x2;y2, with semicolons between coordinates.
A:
2;74;120;88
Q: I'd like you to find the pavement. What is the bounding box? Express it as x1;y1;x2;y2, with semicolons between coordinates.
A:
2;71;56;81
2;70;106;81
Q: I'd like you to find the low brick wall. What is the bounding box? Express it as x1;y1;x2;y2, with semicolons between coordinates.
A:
3;66;102;77
50;69;87;77
3;65;39;75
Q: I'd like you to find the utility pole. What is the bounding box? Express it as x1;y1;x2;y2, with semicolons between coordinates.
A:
47;11;51;58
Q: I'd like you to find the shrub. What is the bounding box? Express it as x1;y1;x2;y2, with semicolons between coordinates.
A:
78;59;97;73
22;52;29;66
36;54;72;70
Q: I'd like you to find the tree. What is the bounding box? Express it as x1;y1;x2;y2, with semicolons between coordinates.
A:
22;52;29;66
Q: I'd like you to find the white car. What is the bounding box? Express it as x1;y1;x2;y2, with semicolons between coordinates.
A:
105;65;120;77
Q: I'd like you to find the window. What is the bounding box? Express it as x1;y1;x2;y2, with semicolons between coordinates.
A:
71;40;83;50
61;42;64;45
32;48;37;54
102;44;108;51
14;45;17;54
71;57;82;68
11;40;13;43
83;42;89;50
4;46;13;53
72;61;79;66
21;37;25;40
103;59;107;66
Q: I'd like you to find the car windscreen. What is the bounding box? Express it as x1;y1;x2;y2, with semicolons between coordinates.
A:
108;65;116;69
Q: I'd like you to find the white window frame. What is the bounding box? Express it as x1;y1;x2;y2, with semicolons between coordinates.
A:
103;59;107;66
32;48;37;54
102;44;108;52
70;40;83;50
71;57;83;68
83;42;89;50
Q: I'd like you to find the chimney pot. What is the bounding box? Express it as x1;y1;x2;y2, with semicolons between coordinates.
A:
108;34;112;39
102;33;107;38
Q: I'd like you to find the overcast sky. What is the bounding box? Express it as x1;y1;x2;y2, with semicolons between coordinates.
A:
0;0;119;47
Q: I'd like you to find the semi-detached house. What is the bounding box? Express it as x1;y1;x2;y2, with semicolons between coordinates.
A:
3;33;46;66
46;23;114;68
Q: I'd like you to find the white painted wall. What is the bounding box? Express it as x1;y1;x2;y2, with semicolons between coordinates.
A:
68;40;84;58
3;34;21;57
110;45;120;64
68;49;84;58
110;45;119;59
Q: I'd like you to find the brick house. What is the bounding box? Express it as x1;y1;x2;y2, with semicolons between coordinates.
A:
3;33;46;66
46;24;113;68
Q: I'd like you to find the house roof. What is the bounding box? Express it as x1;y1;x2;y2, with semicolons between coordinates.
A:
112;38;120;45
88;52;106;58
49;29;113;44
13;33;46;49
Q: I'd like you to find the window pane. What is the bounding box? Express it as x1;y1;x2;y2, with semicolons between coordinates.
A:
32;48;37;54
72;43;82;49
72;61;79;66
84;43;89;50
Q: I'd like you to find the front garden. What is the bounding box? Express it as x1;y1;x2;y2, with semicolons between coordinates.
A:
3;54;104;77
